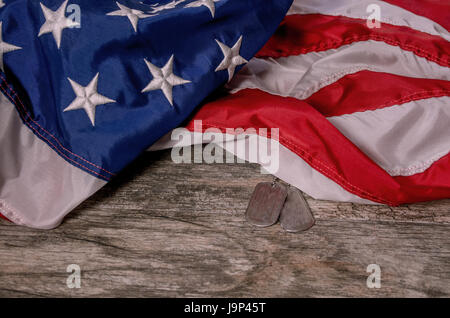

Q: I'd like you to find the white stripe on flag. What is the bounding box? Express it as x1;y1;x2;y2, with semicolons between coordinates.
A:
0;93;106;229
150;131;377;204
227;40;450;100
287;0;450;41
328;96;450;176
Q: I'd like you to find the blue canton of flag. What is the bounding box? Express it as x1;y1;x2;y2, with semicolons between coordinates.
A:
0;0;292;228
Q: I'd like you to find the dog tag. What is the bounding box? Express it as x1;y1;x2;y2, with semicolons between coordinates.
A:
280;187;315;232
245;182;288;227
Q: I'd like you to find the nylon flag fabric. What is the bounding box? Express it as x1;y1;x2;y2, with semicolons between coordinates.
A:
0;0;293;228
153;0;450;206
1;0;450;230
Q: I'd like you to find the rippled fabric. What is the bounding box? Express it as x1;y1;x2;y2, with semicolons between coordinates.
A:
228;41;450;99
0;0;292;180
0;93;106;229
149;0;450;207
328;96;450;176
287;0;450;40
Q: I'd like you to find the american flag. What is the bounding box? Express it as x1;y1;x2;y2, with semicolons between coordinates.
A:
0;0;449;229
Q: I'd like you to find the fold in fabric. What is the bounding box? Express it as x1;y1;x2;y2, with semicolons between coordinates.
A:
0;0;293;228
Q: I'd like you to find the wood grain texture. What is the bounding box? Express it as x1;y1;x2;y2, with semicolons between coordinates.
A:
0;148;449;297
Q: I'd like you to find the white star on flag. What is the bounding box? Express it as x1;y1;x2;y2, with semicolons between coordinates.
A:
141;55;191;106
149;0;186;14
64;73;116;127
107;1;151;32
38;0;79;49
0;22;21;71
215;35;247;82
185;0;220;18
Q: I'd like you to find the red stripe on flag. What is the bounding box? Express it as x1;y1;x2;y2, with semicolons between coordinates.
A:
186;89;450;205
0;213;9;221
305;71;450;117
256;14;450;67
382;0;450;32
394;152;450;203
186;89;418;206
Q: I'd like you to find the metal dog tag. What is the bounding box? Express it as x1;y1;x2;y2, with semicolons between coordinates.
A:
245;182;288;227
280;187;315;232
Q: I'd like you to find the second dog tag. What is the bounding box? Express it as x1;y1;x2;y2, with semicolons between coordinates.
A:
280;187;315;232
245;182;288;227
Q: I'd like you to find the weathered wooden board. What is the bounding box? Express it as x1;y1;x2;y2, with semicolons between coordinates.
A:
0;149;449;297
